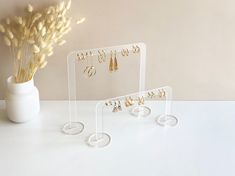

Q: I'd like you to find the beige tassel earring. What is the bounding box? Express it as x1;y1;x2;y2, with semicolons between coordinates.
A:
109;51;114;72
113;50;118;71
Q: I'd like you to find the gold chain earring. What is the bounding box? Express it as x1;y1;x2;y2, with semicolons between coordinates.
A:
109;51;114;72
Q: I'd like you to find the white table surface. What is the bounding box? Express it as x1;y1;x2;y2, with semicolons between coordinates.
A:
0;101;234;176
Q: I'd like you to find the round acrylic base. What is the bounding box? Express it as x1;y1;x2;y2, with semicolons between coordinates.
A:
62;122;84;135
156;114;178;127
87;133;111;148
130;105;151;117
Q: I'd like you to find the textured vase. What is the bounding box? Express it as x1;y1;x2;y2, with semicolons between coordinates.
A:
5;76;40;123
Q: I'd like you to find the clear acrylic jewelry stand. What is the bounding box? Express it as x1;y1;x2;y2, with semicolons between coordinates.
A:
63;42;148;135
87;86;178;148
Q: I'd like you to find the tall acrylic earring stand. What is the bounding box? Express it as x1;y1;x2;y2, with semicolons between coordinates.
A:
62;55;84;135
63;42;148;135
87;86;178;148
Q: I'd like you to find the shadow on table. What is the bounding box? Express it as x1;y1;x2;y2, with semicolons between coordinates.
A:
0;107;11;124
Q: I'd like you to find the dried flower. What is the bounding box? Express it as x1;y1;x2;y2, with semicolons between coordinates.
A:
0;24;5;33
33;44;40;53
3;36;11;46
0;0;84;83
6;29;14;39
16;50;21;60
37;22;43;31
57;40;66;46
39;61;48;68
76;17;86;24
66;0;71;10
27;4;33;12
6;18;10;25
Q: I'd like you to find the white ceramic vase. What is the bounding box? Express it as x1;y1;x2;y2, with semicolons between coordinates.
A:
5;76;40;123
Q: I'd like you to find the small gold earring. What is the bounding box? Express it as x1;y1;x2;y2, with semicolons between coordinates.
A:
132;46;137;53
125;48;129;56
113;50;118;71
102;50;106;61
121;49;125;56
138;96;145;105
125;97;134;107
118;100;122;111
112;102;118;112
136;46;140;53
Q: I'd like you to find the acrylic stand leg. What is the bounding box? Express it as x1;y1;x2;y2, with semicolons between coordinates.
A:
87;102;111;147
156;86;178;127
63;55;84;135
62;122;84;135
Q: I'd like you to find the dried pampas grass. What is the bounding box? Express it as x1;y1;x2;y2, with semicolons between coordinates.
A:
0;0;85;83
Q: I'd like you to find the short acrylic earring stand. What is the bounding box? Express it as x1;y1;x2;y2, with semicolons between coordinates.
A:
63;43;148;135
87;86;178;148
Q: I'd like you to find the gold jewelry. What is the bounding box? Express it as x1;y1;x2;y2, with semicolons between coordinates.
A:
109;51;114;72
112;102;118;112
136;45;140;53
158;89;166;98
98;50;103;63
102;50;106;61
132;46;137;53
87;66;96;77
118;100;122;111
113;50;118;71
147;91;155;98
125;97;134;107
138;96;145;105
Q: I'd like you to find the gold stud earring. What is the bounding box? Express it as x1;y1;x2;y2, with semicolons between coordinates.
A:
132;46;137;53
113;50;118;71
118;100;122;111
125;97;134;107
112;102;118;112
102;50;106;62
109;51;114;72
136;45;140;53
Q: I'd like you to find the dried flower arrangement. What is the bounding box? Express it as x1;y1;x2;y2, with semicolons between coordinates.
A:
0;0;85;83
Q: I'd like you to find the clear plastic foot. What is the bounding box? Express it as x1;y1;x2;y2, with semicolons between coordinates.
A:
156;114;178;127
62;122;84;135
130;105;151;117
87;133;111;148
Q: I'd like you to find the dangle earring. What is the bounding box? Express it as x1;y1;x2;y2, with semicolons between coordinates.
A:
112;101;118;112
113;50;118;71
109;51;114;72
138;96;145;105
118;100;122;111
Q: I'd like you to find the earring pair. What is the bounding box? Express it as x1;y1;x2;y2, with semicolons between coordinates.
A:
121;49;129;56
83;66;96;78
98;50;106;63
112;101;122;112
132;45;140;53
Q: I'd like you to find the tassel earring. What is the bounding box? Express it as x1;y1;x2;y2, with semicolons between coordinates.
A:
113;50;118;71
109;51;113;72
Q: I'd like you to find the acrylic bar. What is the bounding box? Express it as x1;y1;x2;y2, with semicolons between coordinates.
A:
63;42;147;135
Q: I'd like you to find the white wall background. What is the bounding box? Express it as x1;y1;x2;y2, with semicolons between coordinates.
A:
0;0;235;100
